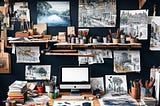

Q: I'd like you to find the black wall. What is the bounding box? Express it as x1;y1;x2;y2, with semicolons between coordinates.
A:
0;0;160;105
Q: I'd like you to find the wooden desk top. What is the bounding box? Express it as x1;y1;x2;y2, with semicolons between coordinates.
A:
23;92;101;106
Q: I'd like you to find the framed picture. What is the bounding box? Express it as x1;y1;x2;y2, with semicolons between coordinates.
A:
37;1;70;27
105;75;127;93
25;65;51;80
78;0;117;27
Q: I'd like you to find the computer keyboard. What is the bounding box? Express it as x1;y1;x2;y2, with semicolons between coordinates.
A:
61;95;85;100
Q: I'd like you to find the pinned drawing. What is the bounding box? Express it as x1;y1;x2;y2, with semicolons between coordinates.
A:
79;0;116;27
105;75;127;93
114;50;140;73
120;10;148;40
14;2;30;21
150;16;160;51
25;65;51;80
90;77;104;92
16;46;40;63
78;49;112;65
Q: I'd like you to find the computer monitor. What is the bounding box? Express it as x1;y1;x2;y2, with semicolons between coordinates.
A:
60;66;91;95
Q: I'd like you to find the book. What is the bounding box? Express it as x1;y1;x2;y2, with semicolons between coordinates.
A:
9;80;27;89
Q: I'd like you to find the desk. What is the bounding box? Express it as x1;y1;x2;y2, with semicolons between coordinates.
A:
23;92;101;106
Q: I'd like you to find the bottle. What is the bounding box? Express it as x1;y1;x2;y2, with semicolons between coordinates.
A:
54;87;59;98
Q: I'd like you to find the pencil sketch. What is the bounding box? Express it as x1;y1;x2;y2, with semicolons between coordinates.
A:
78;49;112;65
25;65;51;80
16;46;40;63
79;0;116;27
14;2;30;21
150;16;160;51
113;50;140;73
120;10;148;40
90;77;104;92
105;75;127;93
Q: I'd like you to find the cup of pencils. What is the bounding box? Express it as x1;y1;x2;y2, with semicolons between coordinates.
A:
140;78;155;98
129;80;140;99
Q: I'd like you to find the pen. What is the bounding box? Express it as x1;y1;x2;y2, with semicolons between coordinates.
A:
145;80;149;89
139;79;143;87
148;77;155;88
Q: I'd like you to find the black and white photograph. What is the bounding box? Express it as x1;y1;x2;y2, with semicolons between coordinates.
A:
25;65;51;80
37;1;70;27
90;77;105;92
78;0;116;27
120;10;148;40
114;50;140;73
150;16;160;51
105;75;128;93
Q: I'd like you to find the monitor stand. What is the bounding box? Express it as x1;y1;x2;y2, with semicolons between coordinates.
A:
70;89;80;96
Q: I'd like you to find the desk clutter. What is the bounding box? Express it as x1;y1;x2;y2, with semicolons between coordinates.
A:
4;70;160;106
53;101;93;106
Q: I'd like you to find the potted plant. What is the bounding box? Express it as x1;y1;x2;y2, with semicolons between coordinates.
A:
129;33;137;43
112;28;120;43
44;80;52;95
37;82;44;95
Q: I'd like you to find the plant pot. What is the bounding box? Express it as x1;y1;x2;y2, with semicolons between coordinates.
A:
130;38;136;43
129;87;140;99
37;86;44;94
45;86;51;94
112;38;119;43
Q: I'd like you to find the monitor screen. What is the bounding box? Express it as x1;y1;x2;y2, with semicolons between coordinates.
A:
60;66;91;90
62;67;89;82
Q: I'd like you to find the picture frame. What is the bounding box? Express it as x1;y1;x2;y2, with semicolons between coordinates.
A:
37;1;70;27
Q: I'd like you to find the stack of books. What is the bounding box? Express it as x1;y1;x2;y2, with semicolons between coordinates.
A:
7;80;28;104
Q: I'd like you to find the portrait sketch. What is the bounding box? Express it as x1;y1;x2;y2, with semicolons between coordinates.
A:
37;1;70;27
105;75;127;93
150;16;160;50
25;65;51;80
120;10;148;40
79;0;116;27
114;50;141;73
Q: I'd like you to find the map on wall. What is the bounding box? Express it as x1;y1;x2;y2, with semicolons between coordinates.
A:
78;0;116;27
120;10;148;40
25;65;51;80
150;16;160;50
16;46;40;63
37;1;70;27
113;50;141;73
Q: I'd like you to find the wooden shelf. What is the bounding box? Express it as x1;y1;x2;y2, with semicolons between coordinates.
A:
45;52;94;57
8;38;58;48
54;42;142;49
